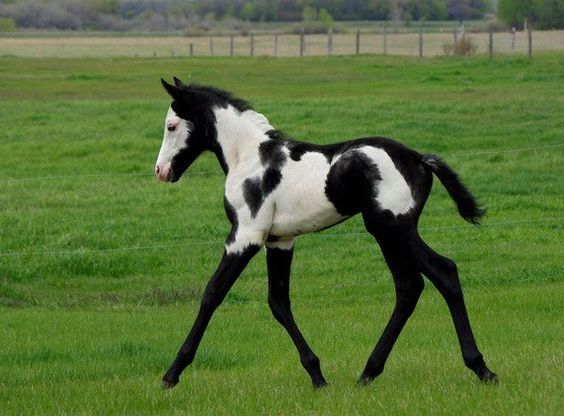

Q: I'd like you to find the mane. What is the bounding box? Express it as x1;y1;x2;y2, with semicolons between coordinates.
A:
186;84;253;113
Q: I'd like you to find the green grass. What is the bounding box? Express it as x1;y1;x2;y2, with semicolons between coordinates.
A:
0;53;563;414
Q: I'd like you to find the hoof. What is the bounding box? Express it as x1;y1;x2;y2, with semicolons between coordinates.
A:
357;376;374;386
161;379;178;389
480;371;499;384
313;380;329;389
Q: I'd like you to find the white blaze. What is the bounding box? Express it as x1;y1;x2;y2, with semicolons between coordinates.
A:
155;106;191;181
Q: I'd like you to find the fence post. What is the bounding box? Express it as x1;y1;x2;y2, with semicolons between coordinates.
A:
453;25;458;45
419;22;423;58
511;27;516;52
300;28;305;57
527;25;532;58
209;36;214;56
383;24;387;55
488;24;493;60
356;28;360;55
230;35;234;57
327;27;333;55
250;33;254;57
189;43;193;57
274;33;278;57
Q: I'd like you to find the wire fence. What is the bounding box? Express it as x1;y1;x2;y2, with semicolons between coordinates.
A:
1;142;563;184
1;140;562;259
0;217;562;258
1;28;563;59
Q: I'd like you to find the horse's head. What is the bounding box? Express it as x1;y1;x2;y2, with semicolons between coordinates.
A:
155;77;214;183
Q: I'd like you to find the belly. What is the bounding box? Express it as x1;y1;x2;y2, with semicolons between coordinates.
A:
268;152;346;237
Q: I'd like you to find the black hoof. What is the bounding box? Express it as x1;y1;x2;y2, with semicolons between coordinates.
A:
480;371;499;384
313;380;329;389
357;375;374;386
161;379;178;389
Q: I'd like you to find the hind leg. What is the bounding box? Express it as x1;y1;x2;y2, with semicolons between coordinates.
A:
359;216;425;384
415;236;497;383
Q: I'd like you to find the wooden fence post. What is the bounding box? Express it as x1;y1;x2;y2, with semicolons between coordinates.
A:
189;43;193;57
511;27;516;52
274;33;278;57
300;28;305;57
250;33;254;57
383;24;387;55
527;25;532;58
356;28;360;55
209;36;214;56
419;22;423;57
453;25;457;45
488;24;493;60
327;28;333;55
230;35;234;57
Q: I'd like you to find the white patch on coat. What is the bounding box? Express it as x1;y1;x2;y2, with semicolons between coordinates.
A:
265;238;295;251
268;152;346;237
214;107;273;174
155;106;192;180
212;106;346;254
359;146;415;215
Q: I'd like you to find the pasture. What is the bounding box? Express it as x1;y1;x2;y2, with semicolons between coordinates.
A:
1;30;564;58
0;53;563;414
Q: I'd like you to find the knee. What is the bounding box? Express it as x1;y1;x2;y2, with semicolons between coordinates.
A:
437;258;463;300
268;295;285;322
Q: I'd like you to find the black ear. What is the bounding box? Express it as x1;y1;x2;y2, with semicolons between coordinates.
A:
161;78;183;99
173;76;186;88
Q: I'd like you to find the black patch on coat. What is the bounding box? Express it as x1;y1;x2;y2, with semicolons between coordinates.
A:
325;150;382;216
242;177;263;218
266;129;339;164
259;140;286;169
241;138;288;218
262;168;283;196
224;197;239;245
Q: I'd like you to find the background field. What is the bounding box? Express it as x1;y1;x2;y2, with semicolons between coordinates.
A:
2;30;564;58
0;52;563;414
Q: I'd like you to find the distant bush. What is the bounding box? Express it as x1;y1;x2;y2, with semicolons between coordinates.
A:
0;17;16;32
443;36;478;56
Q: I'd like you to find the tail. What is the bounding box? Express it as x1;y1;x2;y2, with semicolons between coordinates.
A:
421;154;485;224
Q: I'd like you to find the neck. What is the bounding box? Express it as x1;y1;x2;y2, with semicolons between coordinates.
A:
212;106;273;174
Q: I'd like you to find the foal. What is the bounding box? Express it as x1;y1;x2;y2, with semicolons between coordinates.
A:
155;78;497;389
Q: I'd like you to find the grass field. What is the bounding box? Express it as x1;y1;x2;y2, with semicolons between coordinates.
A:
0;52;563;414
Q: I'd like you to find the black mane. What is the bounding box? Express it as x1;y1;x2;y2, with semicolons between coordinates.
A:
185;84;253;113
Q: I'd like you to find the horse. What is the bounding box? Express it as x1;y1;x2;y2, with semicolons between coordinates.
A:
155;77;497;389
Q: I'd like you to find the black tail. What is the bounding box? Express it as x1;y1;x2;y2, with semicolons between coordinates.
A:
421;154;485;224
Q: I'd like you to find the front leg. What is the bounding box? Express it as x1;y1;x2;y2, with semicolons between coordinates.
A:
161;241;260;389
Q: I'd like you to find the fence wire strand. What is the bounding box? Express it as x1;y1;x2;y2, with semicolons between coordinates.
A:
0;142;562;184
1;217;561;258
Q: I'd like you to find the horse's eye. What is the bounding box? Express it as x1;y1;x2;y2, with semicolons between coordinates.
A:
167;125;176;132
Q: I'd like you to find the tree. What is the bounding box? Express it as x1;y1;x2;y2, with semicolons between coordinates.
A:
498;0;564;29
447;0;491;21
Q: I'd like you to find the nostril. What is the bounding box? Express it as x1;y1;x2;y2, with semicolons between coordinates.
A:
155;166;160;175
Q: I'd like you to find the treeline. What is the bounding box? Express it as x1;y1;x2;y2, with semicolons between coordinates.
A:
0;0;562;32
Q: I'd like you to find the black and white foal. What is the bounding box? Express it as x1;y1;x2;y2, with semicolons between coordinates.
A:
155;78;497;389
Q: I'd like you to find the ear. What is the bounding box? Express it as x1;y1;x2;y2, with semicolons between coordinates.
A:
173;76;186;88
161;78;183;99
